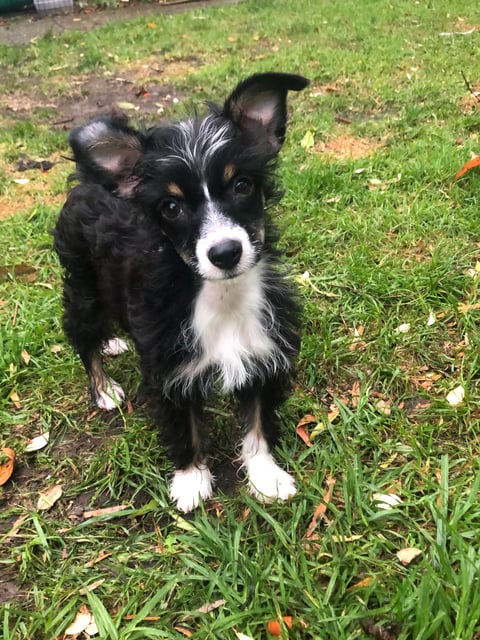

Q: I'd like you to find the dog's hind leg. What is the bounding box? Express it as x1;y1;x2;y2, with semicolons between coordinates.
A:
237;383;296;503
62;275;125;411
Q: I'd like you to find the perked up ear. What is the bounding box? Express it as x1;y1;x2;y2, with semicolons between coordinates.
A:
222;72;309;150
69;114;143;196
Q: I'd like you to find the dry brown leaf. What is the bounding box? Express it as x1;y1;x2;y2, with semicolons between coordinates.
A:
174;626;194;637
37;484;62;511
304;476;336;539
196;599;226;614
21;349;31;365
79;578;106;595
295;414;316;447
396;547;422;565
83;504;130;518
0;448;15;486
10;391;21;409
347;575;374;591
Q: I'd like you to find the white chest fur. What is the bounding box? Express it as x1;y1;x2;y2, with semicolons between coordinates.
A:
171;262;288;394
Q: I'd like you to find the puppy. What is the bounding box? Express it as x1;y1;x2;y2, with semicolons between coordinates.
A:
54;72;309;512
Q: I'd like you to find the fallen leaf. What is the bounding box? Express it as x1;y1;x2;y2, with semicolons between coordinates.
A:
0;448;15;485
25;432;50;452
454;154;480;180
304;476;336;538
396;547;422;565
82;504;130;518
50;344;63;354
175;627;193;638
395;323;411;334
37;484;62;511
64;605;92;636
79;578;106;595
234;632;255;640
117;101;139;111
458;301;480;313
10;391;21;409
21;349;31;365
266;616;294;636
295;414;316;447
196;599;226;614
347;575;374;591
301;130;315;149
372;492;403;510
446;385;465;406
375;399;392;416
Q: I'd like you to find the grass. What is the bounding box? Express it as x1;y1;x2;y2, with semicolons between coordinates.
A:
2;0;480;637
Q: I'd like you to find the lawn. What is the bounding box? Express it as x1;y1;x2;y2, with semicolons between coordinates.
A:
2;0;480;638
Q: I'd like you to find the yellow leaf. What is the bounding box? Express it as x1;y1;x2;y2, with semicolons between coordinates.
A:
37;484;62;511
301;130;315;149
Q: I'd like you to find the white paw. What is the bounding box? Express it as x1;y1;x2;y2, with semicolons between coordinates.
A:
102;337;129;357
170;465;214;513
246;453;297;502
241;432;296;503
95;378;125;410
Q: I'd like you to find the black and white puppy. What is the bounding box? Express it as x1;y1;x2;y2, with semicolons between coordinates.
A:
54;72;309;512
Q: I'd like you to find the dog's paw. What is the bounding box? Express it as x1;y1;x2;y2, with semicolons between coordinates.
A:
246;453;297;503
170;465;214;513
95;377;125;411
102;338;129;357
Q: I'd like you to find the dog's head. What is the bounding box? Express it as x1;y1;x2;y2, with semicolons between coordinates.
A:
69;72;309;281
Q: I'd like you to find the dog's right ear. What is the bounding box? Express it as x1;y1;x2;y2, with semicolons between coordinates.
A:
69;115;144;196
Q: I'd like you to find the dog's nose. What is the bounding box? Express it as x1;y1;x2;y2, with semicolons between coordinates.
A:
207;239;243;270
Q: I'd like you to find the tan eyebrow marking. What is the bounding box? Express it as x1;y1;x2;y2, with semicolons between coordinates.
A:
223;163;236;183
166;182;184;198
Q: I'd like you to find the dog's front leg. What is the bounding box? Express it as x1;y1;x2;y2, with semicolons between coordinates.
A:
154;396;214;513
237;383;296;503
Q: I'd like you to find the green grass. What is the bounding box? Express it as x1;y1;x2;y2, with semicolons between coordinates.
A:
2;0;480;638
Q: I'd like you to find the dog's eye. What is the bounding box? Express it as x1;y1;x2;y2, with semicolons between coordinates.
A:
159;199;182;220
233;177;254;197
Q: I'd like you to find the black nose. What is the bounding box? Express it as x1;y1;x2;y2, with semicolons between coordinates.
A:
207;239;243;270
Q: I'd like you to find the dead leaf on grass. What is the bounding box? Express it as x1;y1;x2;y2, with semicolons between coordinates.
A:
372;492;403;510
79;578;106;595
196;599;226;614
295;414;316;447
37;484;62;511
234;632;255;640
25;432;50;452
64;604;94;636
82;504;131;519
304;476;336;539
347;575;374;591
446;385;465;406
175;627;194;638
0;447;15;485
396;547;422;566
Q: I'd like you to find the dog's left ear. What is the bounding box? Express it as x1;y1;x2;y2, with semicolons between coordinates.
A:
69;114;144;196
222;72;309;150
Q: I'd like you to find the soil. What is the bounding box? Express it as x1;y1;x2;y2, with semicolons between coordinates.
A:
0;0;241;46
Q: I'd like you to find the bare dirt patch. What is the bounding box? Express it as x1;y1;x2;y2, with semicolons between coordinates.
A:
316;133;382;160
